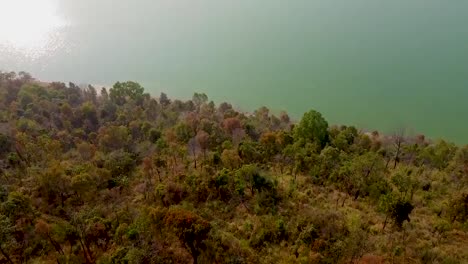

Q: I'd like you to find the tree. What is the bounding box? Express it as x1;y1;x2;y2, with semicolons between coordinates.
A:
294;110;329;147
98;125;130;152
223;117;242;136
221;149;241;169
218;102;233;116
0;215;14;264
71;173;97;201
104;150;137;182
331;126;358;152
446;146;468;185
77;142;96;161
100;87;109;101
174;122;195;144
2;191;35;222
391;168;418;200
86;85;98;103
196;130;210;162
164;208;211;264
419;140;456;169
81;101;99;130
192;93;208;110
109;81;145;105
387;129;405;169
279;111;290;125
237;141;260;165
260;132;279;160
37;163;72;208
18;71;33;82
235;164;274;196
35;219;65;258
338;152;385;201
378;193;414;229
315;146;341;183
0;133;12;157
159;92;171;106
188;137;200;169
447;192;468;224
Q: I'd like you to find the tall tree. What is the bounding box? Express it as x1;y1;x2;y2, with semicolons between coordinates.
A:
294;110;329;148
109;81;145;105
164;208;211;264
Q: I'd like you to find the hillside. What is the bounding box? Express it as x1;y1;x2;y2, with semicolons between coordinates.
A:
0;71;467;263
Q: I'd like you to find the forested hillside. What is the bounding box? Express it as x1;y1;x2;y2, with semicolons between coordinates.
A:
0;71;467;263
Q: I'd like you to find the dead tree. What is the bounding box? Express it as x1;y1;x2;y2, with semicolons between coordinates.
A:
385;128;406;169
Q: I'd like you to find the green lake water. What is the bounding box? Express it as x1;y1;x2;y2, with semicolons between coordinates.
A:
1;0;468;143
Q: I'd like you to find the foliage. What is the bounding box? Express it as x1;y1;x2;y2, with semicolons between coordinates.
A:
294;110;329;147
0;71;466;263
164;207;211;264
109;81;145;105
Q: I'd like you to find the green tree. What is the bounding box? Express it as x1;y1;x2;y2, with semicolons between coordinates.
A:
294;110;329;147
238;140;262;164
0;133;11;157
338;152;385;201
314;146;341;183
159;92;171;106
447;192;468;224
104;150;137;184
0;215;14;264
37;162;72;208
109;81;145;105
331;126;358;152
192;92;208;109
98;125;130;152
378;193;414;229
1;191;35;222
221;149;241;169
174;122;194;143
391;168;418;200
419;140;456;169
259;131;279;160
235;165;274;197
81;101;99;131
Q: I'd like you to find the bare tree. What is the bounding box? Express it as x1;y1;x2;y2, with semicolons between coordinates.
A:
386;128;406;169
188;137;201;169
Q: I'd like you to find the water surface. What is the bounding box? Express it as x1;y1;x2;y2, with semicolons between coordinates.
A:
1;0;468;143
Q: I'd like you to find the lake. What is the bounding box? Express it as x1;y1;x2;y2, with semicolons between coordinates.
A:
1;0;468;143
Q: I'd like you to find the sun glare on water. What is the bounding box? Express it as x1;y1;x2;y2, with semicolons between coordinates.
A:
0;0;66;59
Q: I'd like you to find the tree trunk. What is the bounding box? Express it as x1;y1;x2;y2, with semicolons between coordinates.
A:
48;234;65;256
393;140;402;169
188;243;200;264
156;169;161;182
0;246;14;264
78;238;92;264
365;159;376;178
354;190;360;201
172;156;177;175
342;196;348;207
60;193;65;207
383;215;389;231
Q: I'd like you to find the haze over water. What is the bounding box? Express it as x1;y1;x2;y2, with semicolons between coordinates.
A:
1;0;468;143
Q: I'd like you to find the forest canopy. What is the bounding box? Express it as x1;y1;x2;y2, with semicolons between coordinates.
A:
0;71;467;263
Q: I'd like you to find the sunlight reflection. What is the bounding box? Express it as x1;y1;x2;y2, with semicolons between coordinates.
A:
0;0;67;59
